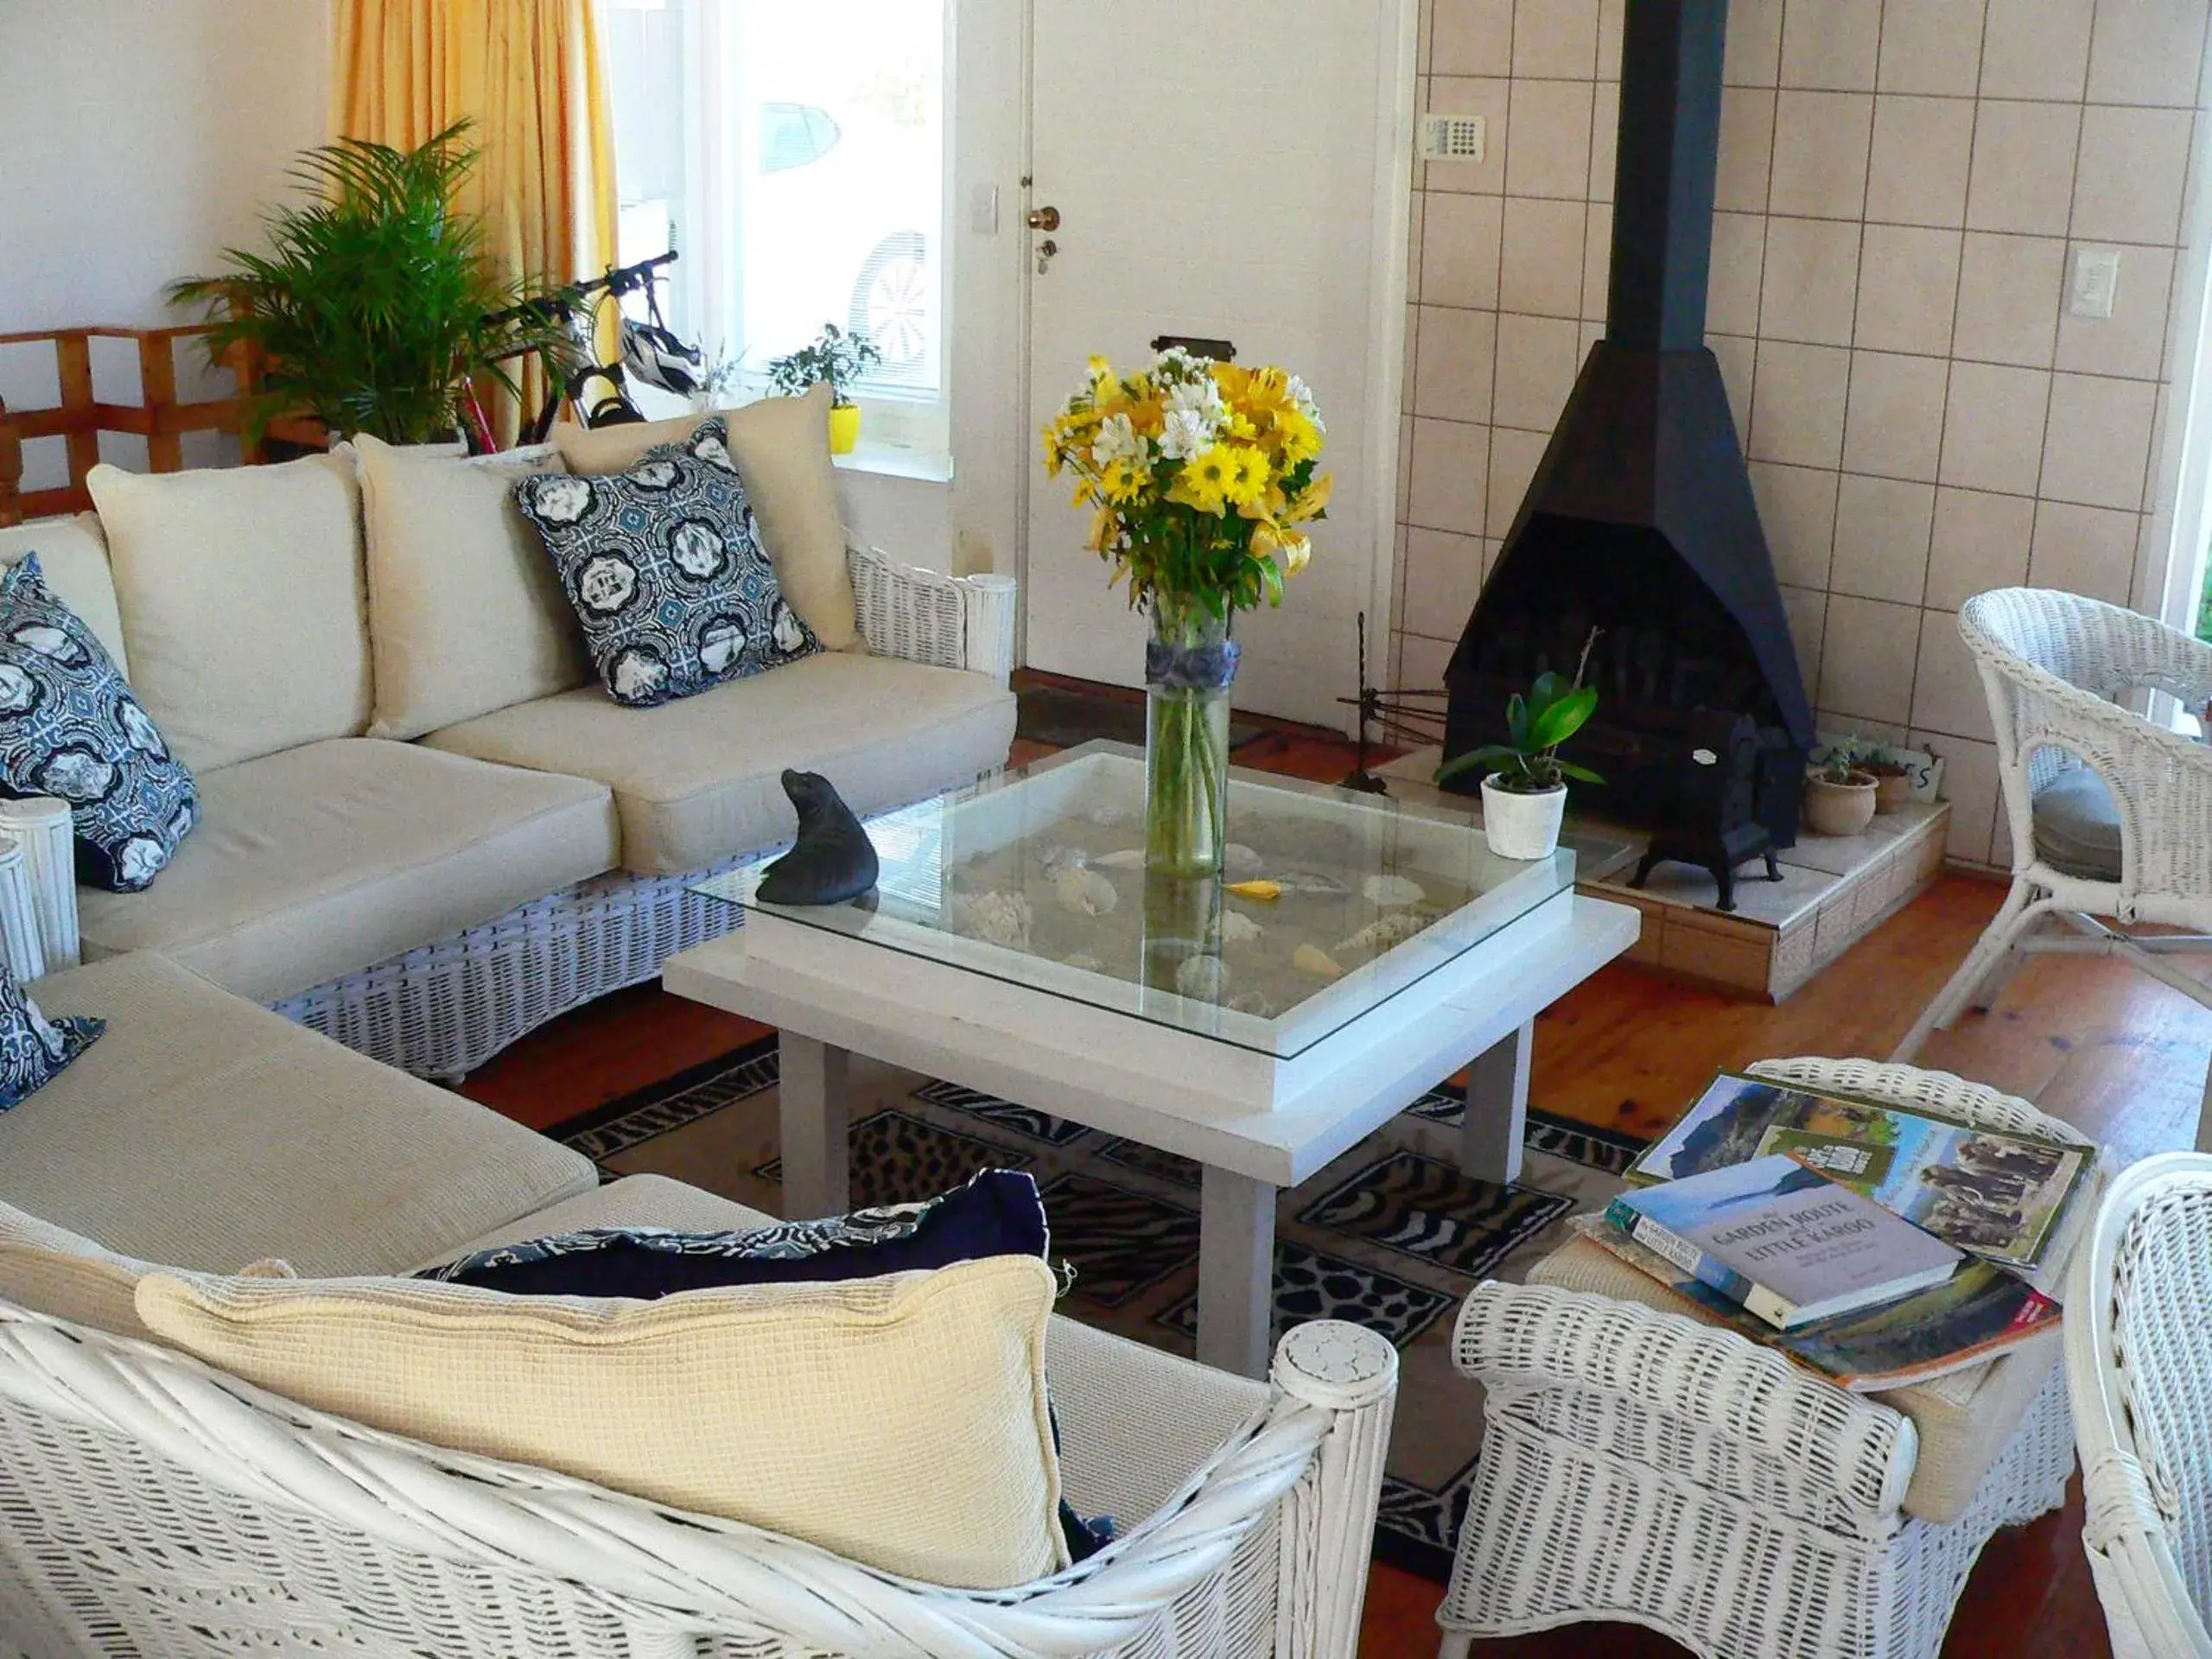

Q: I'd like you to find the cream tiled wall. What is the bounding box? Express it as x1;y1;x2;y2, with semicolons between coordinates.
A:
1394;0;2212;867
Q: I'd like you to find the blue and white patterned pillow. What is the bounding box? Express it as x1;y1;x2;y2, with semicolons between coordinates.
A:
513;417;821;708
0;556;197;892
0;955;99;1109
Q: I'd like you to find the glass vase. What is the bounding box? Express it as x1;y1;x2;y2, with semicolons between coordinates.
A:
1144;601;1238;879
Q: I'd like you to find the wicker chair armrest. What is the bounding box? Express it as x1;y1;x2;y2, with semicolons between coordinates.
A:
1455;1281;1917;1522
848;541;1017;683
1745;1057;2091;1147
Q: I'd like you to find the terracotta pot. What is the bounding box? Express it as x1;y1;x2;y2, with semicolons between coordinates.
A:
827;403;861;454
1803;772;1879;837
1480;775;1568;859
1866;764;1914;815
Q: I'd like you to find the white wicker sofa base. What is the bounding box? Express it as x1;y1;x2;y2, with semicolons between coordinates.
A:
0;1304;1396;1659
274;543;1015;1080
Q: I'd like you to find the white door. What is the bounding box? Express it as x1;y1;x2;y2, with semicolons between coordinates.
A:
1020;2;1412;728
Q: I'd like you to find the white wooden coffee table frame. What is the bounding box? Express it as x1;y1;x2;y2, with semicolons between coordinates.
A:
666;887;1637;1377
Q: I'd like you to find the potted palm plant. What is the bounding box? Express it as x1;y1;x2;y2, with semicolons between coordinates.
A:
168;121;571;448
766;324;882;454
1433;637;1602;860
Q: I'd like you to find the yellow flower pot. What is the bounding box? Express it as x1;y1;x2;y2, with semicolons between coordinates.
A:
827;403;861;455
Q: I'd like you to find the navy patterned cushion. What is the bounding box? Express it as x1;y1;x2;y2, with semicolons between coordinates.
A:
418;1168;1051;1296
0;955;99;1109
513;417;821;707
0;555;197;892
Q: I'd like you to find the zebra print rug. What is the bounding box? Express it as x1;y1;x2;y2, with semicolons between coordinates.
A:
548;1039;1649;1584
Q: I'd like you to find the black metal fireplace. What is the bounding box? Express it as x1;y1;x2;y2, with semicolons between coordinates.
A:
1440;0;1814;879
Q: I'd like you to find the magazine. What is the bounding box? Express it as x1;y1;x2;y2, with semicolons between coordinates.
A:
1627;1071;2089;1271
1568;1213;2063;1392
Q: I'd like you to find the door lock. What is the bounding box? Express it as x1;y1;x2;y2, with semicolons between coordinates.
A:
1027;206;1061;232
1035;238;1058;275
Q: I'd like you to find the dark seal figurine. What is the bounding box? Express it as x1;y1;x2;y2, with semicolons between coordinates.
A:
754;770;880;906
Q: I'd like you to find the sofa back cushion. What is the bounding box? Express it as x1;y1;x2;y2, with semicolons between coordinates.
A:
553;384;858;652
0;515;131;677
353;436;591;740
139;1253;1068;1589
0;1196;291;1342
86;454;370;772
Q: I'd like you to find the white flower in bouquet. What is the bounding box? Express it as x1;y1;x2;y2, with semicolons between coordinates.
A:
1091;411;1149;470
1159;405;1214;461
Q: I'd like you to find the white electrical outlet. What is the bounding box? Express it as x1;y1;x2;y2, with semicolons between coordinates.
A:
1421;114;1486;163
2068;248;2121;320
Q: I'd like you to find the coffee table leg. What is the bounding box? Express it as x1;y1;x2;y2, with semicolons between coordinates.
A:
1198;1166;1276;1379
1461;1020;1532;1187
778;1033;850;1218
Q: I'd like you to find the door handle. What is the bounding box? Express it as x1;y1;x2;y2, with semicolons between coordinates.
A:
1027;206;1061;232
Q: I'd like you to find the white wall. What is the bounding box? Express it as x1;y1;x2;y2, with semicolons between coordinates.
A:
0;0;330;483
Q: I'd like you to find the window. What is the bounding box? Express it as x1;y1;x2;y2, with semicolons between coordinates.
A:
596;0;950;456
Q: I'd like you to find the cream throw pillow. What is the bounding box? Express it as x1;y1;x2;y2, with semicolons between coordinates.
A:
137;1254;1068;1589
0;1197;293;1342
0;514;132;677
353;436;591;740
87;454;371;772
553;384;859;651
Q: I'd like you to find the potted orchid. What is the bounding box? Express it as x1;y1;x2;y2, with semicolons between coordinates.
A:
1042;348;1330;876
1434;634;1602;859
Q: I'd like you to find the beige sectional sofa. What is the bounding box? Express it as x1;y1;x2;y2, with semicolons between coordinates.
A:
0;408;1016;1076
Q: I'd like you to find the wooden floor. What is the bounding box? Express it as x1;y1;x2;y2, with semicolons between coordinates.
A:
461;702;2209;1659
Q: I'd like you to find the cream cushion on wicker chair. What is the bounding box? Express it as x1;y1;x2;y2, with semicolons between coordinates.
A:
0;952;595;1275
76;739;620;1001
553;384;858;651
423;652;1015;874
353;436;592;741
138;1253;1069;1590
1529;1235;2060;1525
0;513;131;675
86;454;372;772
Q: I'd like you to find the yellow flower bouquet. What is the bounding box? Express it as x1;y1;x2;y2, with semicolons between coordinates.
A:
1042;347;1330;875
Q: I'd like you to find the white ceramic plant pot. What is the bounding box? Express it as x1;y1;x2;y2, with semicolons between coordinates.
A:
1480;776;1568;860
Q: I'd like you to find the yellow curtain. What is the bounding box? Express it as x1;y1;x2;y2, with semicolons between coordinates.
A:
330;0;619;441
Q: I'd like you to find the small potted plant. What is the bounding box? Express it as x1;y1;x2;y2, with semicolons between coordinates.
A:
1803;743;1880;837
1859;743;1916;815
765;323;881;454
1433;637;1602;860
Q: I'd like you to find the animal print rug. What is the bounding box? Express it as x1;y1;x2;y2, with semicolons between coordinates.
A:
548;1040;1648;1582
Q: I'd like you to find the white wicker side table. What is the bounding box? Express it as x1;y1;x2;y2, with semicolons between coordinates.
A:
1435;1058;2092;1659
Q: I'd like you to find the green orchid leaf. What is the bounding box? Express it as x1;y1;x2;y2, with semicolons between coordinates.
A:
1554;760;1606;784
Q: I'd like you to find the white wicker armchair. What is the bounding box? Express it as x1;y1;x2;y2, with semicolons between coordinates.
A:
274;543;1018;1081
1436;1058;2088;1659
2065;1152;2212;1659
1892;589;2212;1151
0;1308;1395;1657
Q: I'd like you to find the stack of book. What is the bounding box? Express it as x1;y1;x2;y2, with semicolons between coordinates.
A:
1580;1071;2091;1391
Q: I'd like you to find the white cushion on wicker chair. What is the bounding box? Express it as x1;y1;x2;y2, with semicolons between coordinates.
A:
137;1253;1070;1590
75;738;620;1002
422;652;1016;874
0;952;595;1277
1529;1235;2061;1525
2032;766;2123;883
0;513;130;676
87;454;372;772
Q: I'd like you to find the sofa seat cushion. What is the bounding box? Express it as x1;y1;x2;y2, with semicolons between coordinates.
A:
76;739;620;1002
0;952;596;1277
423;652;1016;875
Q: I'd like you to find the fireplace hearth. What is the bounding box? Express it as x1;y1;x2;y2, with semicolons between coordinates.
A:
1441;0;1813;859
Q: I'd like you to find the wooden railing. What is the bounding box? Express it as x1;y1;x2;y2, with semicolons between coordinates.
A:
0;326;322;527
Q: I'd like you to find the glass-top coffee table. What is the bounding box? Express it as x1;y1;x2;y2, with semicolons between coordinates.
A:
668;742;1641;1376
